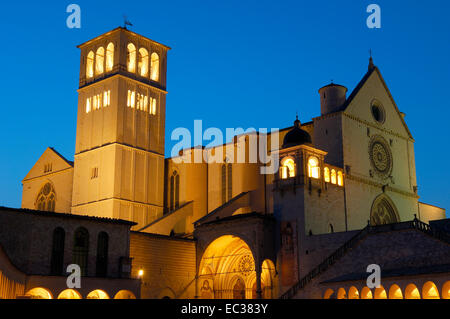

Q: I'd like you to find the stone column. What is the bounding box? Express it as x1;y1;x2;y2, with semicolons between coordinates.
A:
255;260;262;299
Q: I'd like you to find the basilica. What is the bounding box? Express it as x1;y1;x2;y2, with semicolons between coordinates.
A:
0;27;448;300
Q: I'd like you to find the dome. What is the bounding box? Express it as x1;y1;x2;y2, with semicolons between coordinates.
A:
282;117;312;148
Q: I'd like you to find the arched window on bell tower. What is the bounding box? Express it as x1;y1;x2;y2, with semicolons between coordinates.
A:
127;43;137;73
105;42;114;72
86;51;94;79
151;52;160;81
138;48;149;77
95;47;105;75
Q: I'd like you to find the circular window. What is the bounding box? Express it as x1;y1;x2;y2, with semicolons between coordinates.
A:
371;101;385;124
368;135;393;178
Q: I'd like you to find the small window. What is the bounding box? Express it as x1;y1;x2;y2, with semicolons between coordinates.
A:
331;169;337;185
337;171;344;186
308;156;320;179
371;101;385;123
103;90;111;107
86;97;92;113
324;167;330;183
91;167;99;179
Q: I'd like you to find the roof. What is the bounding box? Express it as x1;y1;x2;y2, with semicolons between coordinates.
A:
0;206;136;226
49;147;74;166
339;64;413;139
77;27;171;50
322;263;450;284
196;212;274;227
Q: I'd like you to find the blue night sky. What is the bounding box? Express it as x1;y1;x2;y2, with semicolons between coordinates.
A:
0;0;448;216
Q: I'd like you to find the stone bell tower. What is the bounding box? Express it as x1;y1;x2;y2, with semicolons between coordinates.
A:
71;27;170;229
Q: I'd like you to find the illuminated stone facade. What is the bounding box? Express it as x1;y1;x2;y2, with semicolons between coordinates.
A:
2;28;448;299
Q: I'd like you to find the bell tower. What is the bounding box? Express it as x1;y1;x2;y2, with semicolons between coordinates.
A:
71;27;170;229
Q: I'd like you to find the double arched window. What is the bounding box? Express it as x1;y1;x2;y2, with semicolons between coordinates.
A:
169;171;180;212
280;157;295;180
35;182;56;212
73;227;89;276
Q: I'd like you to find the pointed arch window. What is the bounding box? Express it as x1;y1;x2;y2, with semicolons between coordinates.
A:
150;52;160;81
138;48;149;77
106;43;114;72
127;43;137;73
227;163;233;202
96;232;109;277
95;47;105;75
86;51;94;79
35;183;56;212
170;171;180;211
73;227;89;276
221;160;233;204
50;227;65;275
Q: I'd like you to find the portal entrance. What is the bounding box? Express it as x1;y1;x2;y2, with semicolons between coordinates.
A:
198;235;275;299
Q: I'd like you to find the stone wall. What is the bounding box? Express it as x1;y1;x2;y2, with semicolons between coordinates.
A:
129;232;197;299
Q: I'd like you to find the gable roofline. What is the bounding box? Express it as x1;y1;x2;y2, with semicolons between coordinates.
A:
22;147;74;182
48;147;74;167
77;27;171;51
340;65;413;140
0;206;137;226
